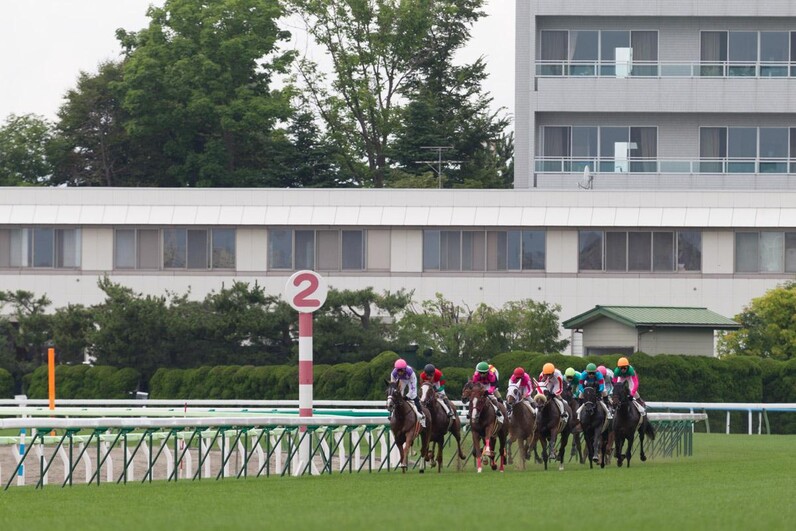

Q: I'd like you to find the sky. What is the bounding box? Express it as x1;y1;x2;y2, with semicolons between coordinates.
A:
0;0;515;125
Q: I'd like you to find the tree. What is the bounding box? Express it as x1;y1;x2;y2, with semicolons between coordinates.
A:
115;0;296;186
50;304;95;364
0;114;54;185
0;290;53;378
718;281;796;360
291;0;491;187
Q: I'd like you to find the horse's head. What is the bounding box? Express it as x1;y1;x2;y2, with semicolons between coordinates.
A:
386;380;403;412
468;383;487;421
461;381;474;403
612;379;631;406
561;384;573;402
419;381;435;407
506;382;522;409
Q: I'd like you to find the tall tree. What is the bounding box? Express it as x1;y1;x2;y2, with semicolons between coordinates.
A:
292;0;491;187
0;114;54;185
115;0;296;187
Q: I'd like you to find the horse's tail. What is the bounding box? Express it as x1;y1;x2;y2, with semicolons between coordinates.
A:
642;418;656;440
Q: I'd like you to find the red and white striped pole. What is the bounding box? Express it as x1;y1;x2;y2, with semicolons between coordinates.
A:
285;271;327;476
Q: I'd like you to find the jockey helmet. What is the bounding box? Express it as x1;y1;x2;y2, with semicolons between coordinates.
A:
542;363;555;375
617;357;630;367
585;362;597;373
476;361;490;373
513;367;525;378
597;365;607;377
564;367;576;378
394;359;407;370
424;364;435;376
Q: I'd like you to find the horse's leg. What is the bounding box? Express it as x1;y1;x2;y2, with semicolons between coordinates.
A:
625;434;634;468
615;434;624;467
499;434;506;472
639;423;648;462
472;432;483;473
548;428;559;462
436;437;443;473
557;431;569;471
585;431;594;469
487;436;497;470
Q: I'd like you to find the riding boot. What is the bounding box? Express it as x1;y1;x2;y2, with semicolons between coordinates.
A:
490;395;504;422
439;397;453;418
413;397;426;427
556;397;568;419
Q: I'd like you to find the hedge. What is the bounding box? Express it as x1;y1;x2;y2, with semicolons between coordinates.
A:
25;365;141;399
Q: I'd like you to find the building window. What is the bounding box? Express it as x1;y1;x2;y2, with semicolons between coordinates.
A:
702;31;791;77
424;230;545;272
579;230;701;272
700;127;792;174
542;126;657;173
114;228;235;270
736;231;796;273
0;228;81;269
267;229;366;271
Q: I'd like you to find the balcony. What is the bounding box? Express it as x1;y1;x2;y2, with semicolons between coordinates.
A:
535;60;795;79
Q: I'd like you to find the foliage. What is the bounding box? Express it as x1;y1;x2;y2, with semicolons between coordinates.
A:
718;281;796;360
50;304;94;365
0;367;13;397
0;114;54;185
0;290;53;379
25;364;140;399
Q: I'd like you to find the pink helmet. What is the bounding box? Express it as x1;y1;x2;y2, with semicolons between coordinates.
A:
597;365;607;377
394;359;407;370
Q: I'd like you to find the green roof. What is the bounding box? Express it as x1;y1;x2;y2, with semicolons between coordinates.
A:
562;306;740;330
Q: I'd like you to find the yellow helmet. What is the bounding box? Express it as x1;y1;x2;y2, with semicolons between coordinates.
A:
542;362;555;375
617;357;630;367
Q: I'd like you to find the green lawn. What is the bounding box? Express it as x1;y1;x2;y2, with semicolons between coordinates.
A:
0;434;793;530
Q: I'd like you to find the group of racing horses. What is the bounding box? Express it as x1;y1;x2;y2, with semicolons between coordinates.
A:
386;377;655;473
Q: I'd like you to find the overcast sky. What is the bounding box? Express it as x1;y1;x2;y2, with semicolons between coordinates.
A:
0;1;514;125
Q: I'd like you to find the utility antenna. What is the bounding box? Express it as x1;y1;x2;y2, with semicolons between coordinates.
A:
578;165;594;190
415;146;463;188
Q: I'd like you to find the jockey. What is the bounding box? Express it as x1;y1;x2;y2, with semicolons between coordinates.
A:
537;363;568;419
421;363;454;418
597;365;615;399
578;363;609;415
509;367;534;400
614;357;647;411
564;367;582;399
390;359;426;426
472;361;503;421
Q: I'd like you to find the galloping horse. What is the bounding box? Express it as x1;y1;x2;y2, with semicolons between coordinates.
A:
464;382;508;473
578;386;611;469
529;392;573;471
419;381;466;472
505;382;537;470
561;384;585;464
611;380;655;468
386;380;431;473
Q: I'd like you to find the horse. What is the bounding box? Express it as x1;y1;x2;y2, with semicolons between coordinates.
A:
504;382;537;470
419;381;466;472
561;384;585;464
529;391;573;471
611;380;656;468
466;382;508;473
578;386;611;469
386;380;431;473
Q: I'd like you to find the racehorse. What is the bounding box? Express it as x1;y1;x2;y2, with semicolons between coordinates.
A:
578;386;611;469
419;381;466;472
529;391;573;471
386;380;431;473
611;380;656;468
505;382;537;470
561;384;585;464
464;382;508;473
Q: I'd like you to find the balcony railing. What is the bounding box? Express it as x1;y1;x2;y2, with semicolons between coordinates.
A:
536;60;795;79
535;157;794;174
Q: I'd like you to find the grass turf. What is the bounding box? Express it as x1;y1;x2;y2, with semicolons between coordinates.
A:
0;433;793;530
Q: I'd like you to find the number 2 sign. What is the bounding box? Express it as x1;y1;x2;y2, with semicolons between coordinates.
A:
284;270;328;313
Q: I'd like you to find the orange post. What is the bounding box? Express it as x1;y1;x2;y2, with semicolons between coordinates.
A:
48;347;55;411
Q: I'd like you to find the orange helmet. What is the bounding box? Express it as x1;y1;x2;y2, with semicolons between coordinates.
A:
617;357;630;367
542;363;555;375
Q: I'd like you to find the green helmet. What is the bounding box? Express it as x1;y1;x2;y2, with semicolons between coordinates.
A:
586;363;597;373
564;367;576;378
476;361;490;373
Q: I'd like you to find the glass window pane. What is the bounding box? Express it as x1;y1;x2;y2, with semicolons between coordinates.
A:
785;233;796;273
9;229;30;267
423;230;440;270
541;30;568;60
543;127;570;157
522;231;545;270
367;230;390;270
56;229;80;268
269;229;293;269
295;230;315;270
507;231;521;270
759;232;784;272
678;231;702;271
729;31;758;62
759;128;788;158
701;31;728;73
570;31;598;60
631;31;658;61
601;31;630;60
735;232;758;272
572;127;598;157
187;230;208;269
33;228;54;268
600;127;629;158
115;229;135;269
138;229;159;269
342;230;364;270
0;229;9;268
652;232;675;272
628;231;652;271
462;231;485;271
163;229;187;269
440;231;461;271
579;231;603;271
212;229;236;269
760;32;788;62
487;231;507;271
728;128;757;158
700;128;727;158
316;230;339;270
605;232;627;271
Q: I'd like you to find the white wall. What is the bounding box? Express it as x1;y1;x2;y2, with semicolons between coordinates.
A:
639;328;715;356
